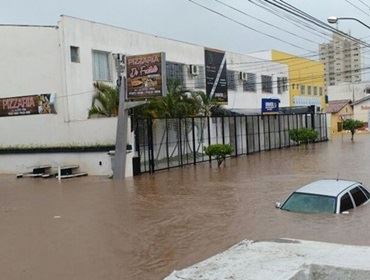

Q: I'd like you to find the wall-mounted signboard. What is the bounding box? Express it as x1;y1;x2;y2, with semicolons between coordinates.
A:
205;48;228;103
0;94;56;117
261;98;280;114
126;52;166;100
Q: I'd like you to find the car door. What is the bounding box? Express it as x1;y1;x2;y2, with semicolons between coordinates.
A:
349;186;369;208
338;192;355;213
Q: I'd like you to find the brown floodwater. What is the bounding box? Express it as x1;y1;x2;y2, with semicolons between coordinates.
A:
1;135;370;280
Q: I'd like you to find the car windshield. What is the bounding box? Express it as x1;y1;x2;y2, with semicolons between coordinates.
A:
281;192;336;214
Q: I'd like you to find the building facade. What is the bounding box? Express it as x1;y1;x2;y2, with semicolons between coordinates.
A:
325;99;353;136
327;81;370;102
319;33;362;86
250;50;326;110
0;16;289;175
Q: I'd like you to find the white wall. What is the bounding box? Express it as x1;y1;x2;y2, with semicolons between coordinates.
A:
354;99;370;123
226;52;289;109
60;16;289;115
0;151;133;176
0;25;118;147
0;16;291;175
327;82;370;102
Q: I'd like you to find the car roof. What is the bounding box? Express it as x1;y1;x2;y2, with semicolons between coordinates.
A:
295;179;360;197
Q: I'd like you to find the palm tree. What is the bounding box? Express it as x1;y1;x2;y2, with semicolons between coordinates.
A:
191;91;220;117
144;79;199;118
88;82;119;117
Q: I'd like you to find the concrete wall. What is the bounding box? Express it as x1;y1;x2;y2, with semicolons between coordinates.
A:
354;99;370;123
226;52;289;109
327;82;370;102
59;15;289;115
0;151;133;176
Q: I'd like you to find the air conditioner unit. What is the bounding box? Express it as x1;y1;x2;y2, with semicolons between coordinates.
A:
239;72;247;80
190;65;199;76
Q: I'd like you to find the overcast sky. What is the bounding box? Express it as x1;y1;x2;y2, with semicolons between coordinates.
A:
2;0;370;57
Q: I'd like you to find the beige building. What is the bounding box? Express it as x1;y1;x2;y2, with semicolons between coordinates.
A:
319;33;361;86
326;99;353;135
353;96;370;125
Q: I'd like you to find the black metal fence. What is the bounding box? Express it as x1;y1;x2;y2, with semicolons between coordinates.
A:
134;113;328;174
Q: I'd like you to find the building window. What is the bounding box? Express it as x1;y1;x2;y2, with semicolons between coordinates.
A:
92;50;111;81
292;83;295;89
166;62;185;85
282;77;288;91
300;85;305;95
313;86;318;95
307;86;312;95
70;46;80;63
277;77;284;94
193;65;205;89
243;73;256;92
261;75;272;93
319;87;323;96
227;70;237;91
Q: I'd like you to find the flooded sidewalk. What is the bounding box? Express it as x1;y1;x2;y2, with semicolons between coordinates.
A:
1;135;370;280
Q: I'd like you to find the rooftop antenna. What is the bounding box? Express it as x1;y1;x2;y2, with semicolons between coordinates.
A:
336;173;339;181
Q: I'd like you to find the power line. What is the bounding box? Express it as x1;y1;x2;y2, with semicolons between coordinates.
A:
257;0;370;48
212;0;321;45
356;0;370;10
186;0;317;52
344;0;370;17
250;0;333;41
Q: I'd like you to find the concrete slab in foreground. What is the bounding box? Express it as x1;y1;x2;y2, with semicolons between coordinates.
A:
164;239;370;280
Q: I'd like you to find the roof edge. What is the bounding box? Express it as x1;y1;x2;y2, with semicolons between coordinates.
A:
0;24;57;28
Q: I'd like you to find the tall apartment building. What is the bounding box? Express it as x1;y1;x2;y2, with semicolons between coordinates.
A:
319;33;361;86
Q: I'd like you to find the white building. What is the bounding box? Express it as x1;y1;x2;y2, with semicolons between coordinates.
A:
0;15;289;176
319;33;362;86
327;81;370;102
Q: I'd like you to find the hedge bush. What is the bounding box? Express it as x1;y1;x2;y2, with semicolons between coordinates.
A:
289;128;318;144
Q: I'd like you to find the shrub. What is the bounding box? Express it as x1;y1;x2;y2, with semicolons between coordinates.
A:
204;144;234;167
289;128;319;144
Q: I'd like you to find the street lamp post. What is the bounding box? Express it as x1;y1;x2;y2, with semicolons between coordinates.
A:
327;16;370;30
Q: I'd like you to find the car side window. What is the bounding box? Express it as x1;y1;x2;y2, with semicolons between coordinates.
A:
350;187;368;207
359;186;370;199
340;193;354;212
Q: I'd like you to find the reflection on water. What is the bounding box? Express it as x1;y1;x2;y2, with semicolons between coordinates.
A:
1;136;370;280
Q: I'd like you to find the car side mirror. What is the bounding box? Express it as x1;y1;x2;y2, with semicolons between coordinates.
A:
275;202;281;209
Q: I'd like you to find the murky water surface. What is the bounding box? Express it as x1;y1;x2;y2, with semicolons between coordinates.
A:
1;136;370;280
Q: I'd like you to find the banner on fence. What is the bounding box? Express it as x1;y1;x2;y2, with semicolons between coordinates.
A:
205;48;228;103
0;94;56;117
126;52;166;100
261;98;280;114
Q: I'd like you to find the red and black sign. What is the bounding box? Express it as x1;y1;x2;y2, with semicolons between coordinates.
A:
0;94;56;117
126;52;166;100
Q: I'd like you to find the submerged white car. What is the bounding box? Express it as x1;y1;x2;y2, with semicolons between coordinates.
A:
277;179;370;214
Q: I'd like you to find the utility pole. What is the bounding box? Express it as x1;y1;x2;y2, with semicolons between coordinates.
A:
113;54;128;180
113;54;147;180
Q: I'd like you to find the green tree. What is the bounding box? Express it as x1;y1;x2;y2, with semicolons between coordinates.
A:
343;119;365;141
88;82;119;117
204;144;234;167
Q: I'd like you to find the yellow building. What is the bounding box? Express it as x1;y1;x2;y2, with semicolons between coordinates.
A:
271;50;326;111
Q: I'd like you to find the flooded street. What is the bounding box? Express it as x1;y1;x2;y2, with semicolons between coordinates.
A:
1;135;370;280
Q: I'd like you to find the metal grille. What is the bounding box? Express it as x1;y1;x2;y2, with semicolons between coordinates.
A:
166;62;185;85
227;70;237;91
261;75;273;93
243;73;256;92
134;113;328;174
